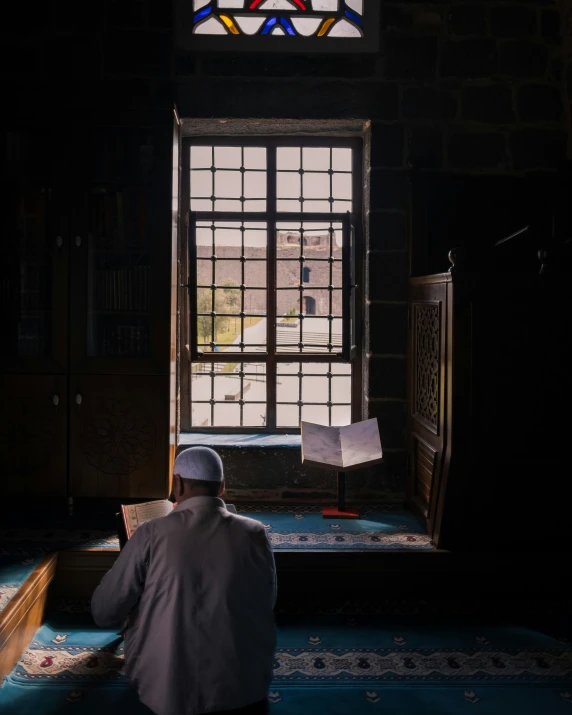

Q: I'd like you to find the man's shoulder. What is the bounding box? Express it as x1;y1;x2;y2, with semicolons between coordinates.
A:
225;511;267;534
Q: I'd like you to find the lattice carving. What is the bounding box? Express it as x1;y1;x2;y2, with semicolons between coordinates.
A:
81;398;156;475
414;304;439;428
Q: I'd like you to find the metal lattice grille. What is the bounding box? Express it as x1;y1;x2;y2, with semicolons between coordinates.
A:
187;138;360;431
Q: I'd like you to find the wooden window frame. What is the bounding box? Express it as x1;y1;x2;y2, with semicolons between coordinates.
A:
180;135;364;433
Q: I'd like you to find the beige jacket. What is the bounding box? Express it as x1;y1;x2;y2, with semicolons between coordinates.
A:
91;497;277;715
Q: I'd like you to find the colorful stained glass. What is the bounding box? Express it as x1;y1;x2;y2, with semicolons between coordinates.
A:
192;0;365;37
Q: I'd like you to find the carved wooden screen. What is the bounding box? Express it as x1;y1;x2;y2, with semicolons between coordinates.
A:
407;274;450;541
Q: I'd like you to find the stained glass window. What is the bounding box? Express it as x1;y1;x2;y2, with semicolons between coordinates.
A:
177;0;379;52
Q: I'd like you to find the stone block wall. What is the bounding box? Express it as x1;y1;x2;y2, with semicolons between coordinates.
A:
3;0;571;498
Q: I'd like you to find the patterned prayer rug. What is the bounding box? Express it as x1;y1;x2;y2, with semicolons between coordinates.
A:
2;604;572;714
0;506;433;553
239;509;432;550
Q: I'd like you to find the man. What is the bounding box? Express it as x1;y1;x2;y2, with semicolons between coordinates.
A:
91;447;277;715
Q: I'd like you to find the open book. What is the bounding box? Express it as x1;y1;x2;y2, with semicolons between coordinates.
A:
121;500;237;540
301;419;383;471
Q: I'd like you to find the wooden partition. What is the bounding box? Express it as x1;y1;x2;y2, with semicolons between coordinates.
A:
407;273;451;546
406;268;473;550
406;252;571;552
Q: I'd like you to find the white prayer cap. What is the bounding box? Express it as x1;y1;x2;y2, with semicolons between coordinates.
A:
173;447;224;482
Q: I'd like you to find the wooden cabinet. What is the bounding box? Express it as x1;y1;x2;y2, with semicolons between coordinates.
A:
68;121;175;376
0;110;180;503
0;375;67;498
0;184;69;374
69;374;170;499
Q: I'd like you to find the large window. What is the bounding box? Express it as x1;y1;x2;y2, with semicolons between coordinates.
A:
182;137;362;431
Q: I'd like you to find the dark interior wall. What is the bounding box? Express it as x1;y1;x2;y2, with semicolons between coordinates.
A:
2;0;569;496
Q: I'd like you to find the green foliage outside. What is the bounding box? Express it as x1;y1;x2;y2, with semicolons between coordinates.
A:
281;306;298;323
196;280;262;351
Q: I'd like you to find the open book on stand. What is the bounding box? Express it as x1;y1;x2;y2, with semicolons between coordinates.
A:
119;500;237;542
301;418;383;471
301;418;383;519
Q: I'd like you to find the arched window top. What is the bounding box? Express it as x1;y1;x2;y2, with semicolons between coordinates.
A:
176;0;379;53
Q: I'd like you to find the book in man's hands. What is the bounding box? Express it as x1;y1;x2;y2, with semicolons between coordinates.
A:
120;500;237;541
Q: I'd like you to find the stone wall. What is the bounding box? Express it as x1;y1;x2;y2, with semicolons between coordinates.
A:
3;0;569;498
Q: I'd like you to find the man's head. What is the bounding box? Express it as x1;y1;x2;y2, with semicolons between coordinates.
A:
171;447;225;503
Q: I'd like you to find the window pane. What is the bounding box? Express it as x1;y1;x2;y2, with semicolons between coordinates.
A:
276;362;352;427
244;259;267;288
277;403;300;428
277;147;300;171
302;147;330;172
215;170;241;198
190;170;212;198
332;147;352;172
302;375;329;402
331;375;351;401
244;147;266;170
277;172;300;199
302;172;330;200
244;171;267;199
276;221;343;353
191;363;267;427
331;404;351;426
190;145;267;212
301;404;329;425
276;147;352;213
277;375;299;403
196;222;267;352
216;260;241;286
190;145;212;168
214;145;241;169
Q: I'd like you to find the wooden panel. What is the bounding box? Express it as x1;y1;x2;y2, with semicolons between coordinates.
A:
411;435;437;516
51;549;120;600
69;374;169;498
0;375;67;498
0;553;57;681
406;275;449;541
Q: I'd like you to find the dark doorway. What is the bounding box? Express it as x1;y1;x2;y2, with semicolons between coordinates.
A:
304;296;316;315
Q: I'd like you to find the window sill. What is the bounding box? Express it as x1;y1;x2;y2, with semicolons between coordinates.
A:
179;433;301;448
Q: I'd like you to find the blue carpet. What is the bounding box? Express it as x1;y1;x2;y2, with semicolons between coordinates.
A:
0;506;432;556
240;509;431;550
1;605;571;714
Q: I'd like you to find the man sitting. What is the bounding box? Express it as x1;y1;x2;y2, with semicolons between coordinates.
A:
92;446;277;715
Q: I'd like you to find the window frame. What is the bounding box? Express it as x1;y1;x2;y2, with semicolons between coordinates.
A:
180;135;364;433
175;0;380;54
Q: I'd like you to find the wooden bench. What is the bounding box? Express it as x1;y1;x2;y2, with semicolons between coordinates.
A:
0;553;58;682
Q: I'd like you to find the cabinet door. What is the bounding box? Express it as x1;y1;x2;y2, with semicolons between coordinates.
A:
69;374;169;498
0;185;68;373
69;124;173;376
0;374;67;498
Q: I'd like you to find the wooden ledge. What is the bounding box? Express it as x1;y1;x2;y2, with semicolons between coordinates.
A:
51;548;120;600
0;552;58;682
